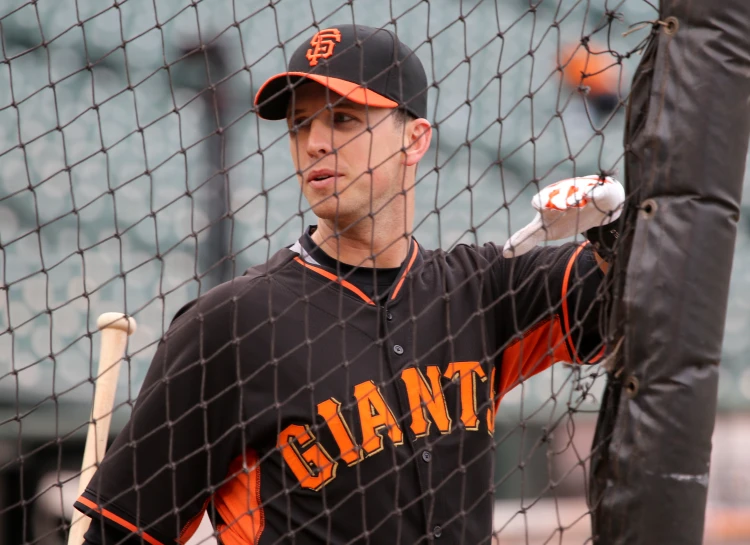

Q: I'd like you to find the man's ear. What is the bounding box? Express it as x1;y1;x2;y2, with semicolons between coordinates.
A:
402;118;432;167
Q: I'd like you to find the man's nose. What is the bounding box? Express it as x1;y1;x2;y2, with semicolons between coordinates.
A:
306;117;334;158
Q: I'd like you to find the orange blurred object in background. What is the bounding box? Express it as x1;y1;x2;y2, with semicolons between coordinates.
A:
561;43;621;97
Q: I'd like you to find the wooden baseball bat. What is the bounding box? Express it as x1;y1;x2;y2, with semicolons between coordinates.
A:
67;312;137;545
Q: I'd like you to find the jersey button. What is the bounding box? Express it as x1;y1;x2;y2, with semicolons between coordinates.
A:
386;311;393;321
433;525;442;538
393;344;404;355
421;450;431;463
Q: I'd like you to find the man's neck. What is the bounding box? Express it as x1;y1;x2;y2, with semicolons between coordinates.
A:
310;220;411;269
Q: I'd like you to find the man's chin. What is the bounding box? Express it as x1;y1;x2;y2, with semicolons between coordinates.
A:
306;199;361;226
307;197;342;218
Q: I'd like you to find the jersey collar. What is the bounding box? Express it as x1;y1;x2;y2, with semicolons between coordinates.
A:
288;227;422;306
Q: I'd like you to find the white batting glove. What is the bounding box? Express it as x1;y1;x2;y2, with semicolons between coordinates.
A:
502;175;625;258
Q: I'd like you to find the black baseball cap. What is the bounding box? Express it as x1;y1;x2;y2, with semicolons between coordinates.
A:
254;25;428;120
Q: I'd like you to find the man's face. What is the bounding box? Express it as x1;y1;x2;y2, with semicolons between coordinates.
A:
287;83;409;223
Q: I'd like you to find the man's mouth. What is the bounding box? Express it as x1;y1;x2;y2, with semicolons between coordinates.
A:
306;170;339;188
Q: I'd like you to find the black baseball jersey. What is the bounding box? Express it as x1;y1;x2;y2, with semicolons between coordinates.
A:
75;228;605;545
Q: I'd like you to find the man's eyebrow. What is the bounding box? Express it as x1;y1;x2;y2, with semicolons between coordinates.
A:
290;101;363;117
332;100;363;110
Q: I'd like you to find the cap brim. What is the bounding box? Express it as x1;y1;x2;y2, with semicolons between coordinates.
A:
254;72;399;120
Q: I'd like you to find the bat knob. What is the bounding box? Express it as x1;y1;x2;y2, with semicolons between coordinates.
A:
96;312;137;335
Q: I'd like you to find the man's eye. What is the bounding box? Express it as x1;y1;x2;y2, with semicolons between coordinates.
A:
288;117;308;130
333;113;355;124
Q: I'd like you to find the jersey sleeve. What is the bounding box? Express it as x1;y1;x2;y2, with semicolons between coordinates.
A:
73;279;256;545
477;241;606;399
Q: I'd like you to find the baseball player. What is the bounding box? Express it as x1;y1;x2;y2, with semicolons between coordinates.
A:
74;24;623;545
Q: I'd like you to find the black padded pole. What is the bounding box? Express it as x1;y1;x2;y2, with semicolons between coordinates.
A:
590;2;750;543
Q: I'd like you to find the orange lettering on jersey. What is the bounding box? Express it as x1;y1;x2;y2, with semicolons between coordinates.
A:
444;361;487;431
353;380;404;455
277;424;337;491
401;366;452;437
317;397;363;466
305;28;342;66
487;367;497;435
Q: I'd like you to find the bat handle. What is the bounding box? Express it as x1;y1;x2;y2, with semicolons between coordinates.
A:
68;313;137;545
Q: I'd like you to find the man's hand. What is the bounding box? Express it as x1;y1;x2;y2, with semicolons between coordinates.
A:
502;175;625;258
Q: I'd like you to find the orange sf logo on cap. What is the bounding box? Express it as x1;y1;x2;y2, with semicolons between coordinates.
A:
305;28;342;66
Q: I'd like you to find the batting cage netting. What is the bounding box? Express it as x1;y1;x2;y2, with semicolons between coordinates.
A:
1;1;750;544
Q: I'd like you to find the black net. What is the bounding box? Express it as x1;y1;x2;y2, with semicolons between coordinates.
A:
2;1;742;544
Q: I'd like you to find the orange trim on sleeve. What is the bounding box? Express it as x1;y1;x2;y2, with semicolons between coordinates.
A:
497;316;571;402
591;345;605;363
293;256;375;305
390;241;419;300
561;241;589;364
75;496;163;545
214;449;265;545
